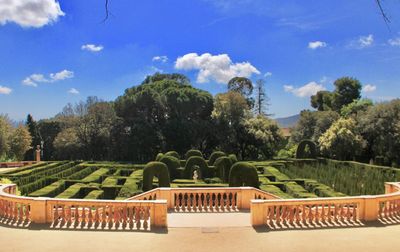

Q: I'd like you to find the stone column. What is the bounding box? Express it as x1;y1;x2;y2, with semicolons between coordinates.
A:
35;145;41;162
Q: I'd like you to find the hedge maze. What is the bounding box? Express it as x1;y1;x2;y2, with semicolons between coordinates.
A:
3;148;396;200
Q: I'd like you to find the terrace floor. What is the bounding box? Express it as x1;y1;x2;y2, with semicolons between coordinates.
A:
1;221;399;252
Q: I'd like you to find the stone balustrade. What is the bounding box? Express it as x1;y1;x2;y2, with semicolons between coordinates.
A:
129;187;280;212
0;161;37;168
0;184;167;230
251;182;400;228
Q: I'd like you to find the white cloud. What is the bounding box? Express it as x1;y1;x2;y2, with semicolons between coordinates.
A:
0;0;64;28
81;44;104;52
0;85;12;95
49;69;74;81
308;41;327;49
284;81;325;97
175;53;260;83
388;38;400;46
68;88;79;94
362;84;377;93
264;72;272;78
358;34;374;48
22;69;74;87
152;55;168;63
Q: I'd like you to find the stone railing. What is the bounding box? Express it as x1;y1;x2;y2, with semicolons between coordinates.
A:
129;187;280;212
0;184;167;230
0;161;37;168
251;182;400;228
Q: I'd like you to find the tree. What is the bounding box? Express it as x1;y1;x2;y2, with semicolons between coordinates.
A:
311;91;333;111
227;77;253;97
340;98;373;117
0;115;12;159
319;118;365;160
142;72;190;85
53;128;83;160
9;125;32;161
241;115;284;159
25;114;41;160
254;79;270;116
332;77;362;111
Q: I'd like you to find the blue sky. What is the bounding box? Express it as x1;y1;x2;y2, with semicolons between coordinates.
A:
1;0;400;121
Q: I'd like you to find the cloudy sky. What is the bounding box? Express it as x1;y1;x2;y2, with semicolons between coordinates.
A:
1;0;400;120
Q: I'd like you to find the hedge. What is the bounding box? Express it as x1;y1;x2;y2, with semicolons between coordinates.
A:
81;168;110;183
117;177;141;199
155;153;164;161
228;154;238;164
284;181;317;198
214;156;232;182
84;190;104;199
66;166;97;180
185;149;203;160
259;184;291;199
184;156;209;179
208;151;226;166
0;162;50;175
28;180;65;197
278;158;400;195
263;166;290;181
165;151;180;159
56;183;86;199
296;140;317;159
19;177;58;195
142;162;170;191
229;162;259;188
159;155;180;180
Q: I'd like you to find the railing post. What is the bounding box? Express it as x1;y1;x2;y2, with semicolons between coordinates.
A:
362;197;378;221
240;187;253;209
251;199;266;226
158;188;174;209
30;197;48;224
152;200;168;228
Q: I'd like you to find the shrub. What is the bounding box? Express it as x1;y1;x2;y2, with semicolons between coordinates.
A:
116;177;142;199
29;180;65;197
229;162;259;188
214;156;232;182
259;184;291;199
81;168;110;183
284;182;317;198
185;149;203;160
228;154;238;164
208;151;226;166
159;155;180;180
84;190;104;199
263;166;290;181
184;156;209;179
296;140;317;159
142;162;170;191
204;177;223;184
165;151;180;159
155;153;164;161
56;183;86;199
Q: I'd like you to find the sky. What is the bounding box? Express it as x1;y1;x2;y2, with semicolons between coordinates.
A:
1;0;400;121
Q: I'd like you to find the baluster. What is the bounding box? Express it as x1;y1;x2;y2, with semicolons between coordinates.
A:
275;206;281;226
314;205;319;224
301;205;307;224
333;204;338;222
268;206;274;226
13;202;17;221
232;193;237;210
60;205;65;226
295;205;301;225
189;193;194;212
178;193;183;212
288;206;295;225
25;205;30;223
113;206;119;229
74;206;79;227
320;204;326;223
143;206;150;230
135;207;141;230
383;201;389;218
308;205;313;224
53;204;59;225
352;203;358;222
64;206;70;227
194;193;199;212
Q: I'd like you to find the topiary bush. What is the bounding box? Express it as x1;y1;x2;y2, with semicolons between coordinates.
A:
165;151;180;159
142;162;170;192
185;149;203;160
159;155;180;180
296;140;318;159
155;153;164;161
228;154;238;164
185;156;209;179
228;162;259;188
208;151;226;166
214;156;232;182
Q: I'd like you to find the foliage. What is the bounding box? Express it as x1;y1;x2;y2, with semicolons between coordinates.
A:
228;162;259;187
184;156;209;178
208;151;226;166
185;149;203;159
227;77;253;97
296;140;318;159
142;162;170;191
164;151;180;159
332;77;362;111
159;155;180;180
341;98;373;117
214;156;232;182
8;124;32;161
311;91;333;111
319;118;365;160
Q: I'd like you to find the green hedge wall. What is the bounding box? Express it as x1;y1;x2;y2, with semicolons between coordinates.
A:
159;155;180;180
142;162;170;191
214;157;232;182
165;151;180;159
229;162;259;188
184;156;209;179
208;151;226;166
185;149;203;160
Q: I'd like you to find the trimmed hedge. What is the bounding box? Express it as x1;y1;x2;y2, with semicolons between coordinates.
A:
263;166;290;181
208;151;226;166
259;184;291;199
81;168;110;183
117;177;141;199
142;162;170;191
214;156;232;182
296;140;317;159
185;149;203;160
155;153;164;161
284;181;317;198
159;155;180;180
84;190;104;199
228;154;238;164
229;162;259;188
29;180;65;197
184;156;209;179
56;183;86;199
165;151;180;159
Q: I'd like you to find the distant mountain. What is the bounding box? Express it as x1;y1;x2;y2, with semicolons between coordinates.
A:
274;114;300;128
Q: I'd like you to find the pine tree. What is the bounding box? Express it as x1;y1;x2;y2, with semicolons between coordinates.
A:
254;79;271;116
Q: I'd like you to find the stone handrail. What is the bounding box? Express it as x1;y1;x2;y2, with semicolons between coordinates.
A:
129;187;280;212
0;184;167;229
250;182;400;227
0;161;37;168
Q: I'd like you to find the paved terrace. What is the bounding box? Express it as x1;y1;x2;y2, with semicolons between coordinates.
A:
0;221;399;252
